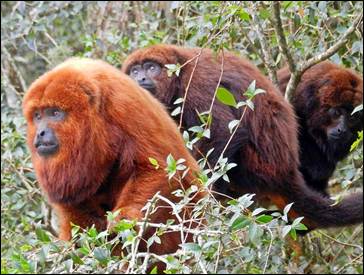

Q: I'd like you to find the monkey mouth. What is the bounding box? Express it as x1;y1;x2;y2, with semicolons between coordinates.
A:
328;134;342;140
140;84;155;92
36;143;59;156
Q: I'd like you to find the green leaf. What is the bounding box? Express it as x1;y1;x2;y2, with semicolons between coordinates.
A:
173;97;184;105
248;223;261;243
231;216;250;231
166;154;177;179
35;228;51;243
148;157;160;169
283;202;294;216
228;119;240;133
350;131;363;152
216;87;237;107
149;266;158;274
171;106;181;116
351;104;363;115
259;9;270;19
94;247;110;265
113;219;135;232
238;8;250;21
289;228;297;240
291;216;304;227
70;252;84;265
78;247;90;256
165;63;181;77
87;227;98;238
282;225;292;238
246;99;254;110
293;223;308;231
252;208;266;216
256;215;273;224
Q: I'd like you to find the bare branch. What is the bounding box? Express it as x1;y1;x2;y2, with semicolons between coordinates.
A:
303;11;363;71
1;44;27;94
271;2;296;73
285;10;363;102
250;3;278;87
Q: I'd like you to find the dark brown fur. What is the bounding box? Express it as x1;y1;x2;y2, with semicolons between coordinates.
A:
122;45;363;229
278;61;363;194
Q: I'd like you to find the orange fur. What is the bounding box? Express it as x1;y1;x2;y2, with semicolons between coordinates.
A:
23;58;205;256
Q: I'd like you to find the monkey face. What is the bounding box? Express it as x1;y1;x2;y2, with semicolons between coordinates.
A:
22;60;116;204
122;45;182;106
326;107;360;144
128;61;162;92
32;107;65;157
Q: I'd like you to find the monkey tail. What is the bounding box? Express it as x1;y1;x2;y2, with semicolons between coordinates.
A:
281;175;363;229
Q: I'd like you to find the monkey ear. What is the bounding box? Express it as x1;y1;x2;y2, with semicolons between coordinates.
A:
80;82;102;109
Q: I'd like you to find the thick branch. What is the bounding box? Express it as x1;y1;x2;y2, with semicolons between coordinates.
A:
251;3;278;87
272;2;296;73
1;44;27;94
285;11;363;102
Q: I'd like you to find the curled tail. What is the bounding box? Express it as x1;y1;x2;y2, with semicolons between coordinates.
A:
277;175;363;229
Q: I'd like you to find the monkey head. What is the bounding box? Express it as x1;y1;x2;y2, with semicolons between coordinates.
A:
295;63;363;159
23;59;118;205
122;45;184;106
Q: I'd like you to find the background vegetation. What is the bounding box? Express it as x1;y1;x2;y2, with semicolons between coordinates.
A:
1;1;363;274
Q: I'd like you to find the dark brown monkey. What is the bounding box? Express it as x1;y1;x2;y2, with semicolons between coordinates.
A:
278;61;363;195
122;44;363;229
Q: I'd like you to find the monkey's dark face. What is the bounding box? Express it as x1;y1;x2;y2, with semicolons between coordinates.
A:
32;107;65;156
129;61;162;92
325;106;362;145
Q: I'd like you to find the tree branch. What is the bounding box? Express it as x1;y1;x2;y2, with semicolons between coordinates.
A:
284;10;363;102
250;3;278;87
1;44;27;94
271;2;296;73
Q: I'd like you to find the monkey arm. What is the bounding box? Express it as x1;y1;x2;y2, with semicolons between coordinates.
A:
52;195;109;240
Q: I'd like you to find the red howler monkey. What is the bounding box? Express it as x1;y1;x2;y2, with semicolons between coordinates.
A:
278;61;363;195
122;44;363;229
22;58;205;256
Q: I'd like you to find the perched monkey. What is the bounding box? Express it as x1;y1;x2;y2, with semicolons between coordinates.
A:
22;58;205;256
278;61;363;195
122;44;363;229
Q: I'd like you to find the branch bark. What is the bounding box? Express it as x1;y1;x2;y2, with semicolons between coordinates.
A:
1;44;27;94
251;3;279;87
284;10;363;102
271;2;296;74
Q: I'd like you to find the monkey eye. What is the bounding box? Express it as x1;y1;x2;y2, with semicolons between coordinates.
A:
45;107;65;120
130;65;141;76
34;111;41;121
52;110;60;117
328;108;341;118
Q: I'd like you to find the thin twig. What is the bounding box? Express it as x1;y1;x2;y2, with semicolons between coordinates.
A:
214;106;248;169
320;231;363;251
284;11;363;102
1;44;27;93
204;48;225;132
335;253;363;274
250;3;278;86
127;194;159;273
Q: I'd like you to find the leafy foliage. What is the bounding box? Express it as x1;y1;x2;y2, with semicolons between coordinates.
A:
1;1;362;274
